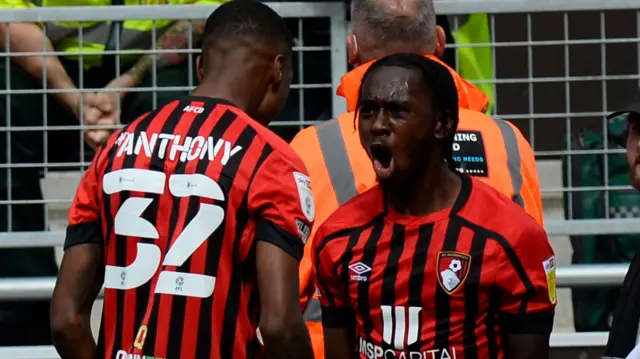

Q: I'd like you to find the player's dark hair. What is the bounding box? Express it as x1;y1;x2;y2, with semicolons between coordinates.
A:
202;0;293;60
354;53;460;171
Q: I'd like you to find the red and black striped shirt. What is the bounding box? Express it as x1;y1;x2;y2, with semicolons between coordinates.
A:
67;96;315;359
313;175;556;359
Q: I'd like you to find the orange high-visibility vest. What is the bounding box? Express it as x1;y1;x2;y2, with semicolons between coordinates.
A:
291;55;543;359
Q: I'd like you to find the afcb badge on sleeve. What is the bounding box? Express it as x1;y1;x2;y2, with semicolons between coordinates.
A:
437;252;471;294
542;256;557;304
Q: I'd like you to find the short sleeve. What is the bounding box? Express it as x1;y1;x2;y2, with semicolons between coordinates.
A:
312;228;352;328
495;224;556;334
248;150;315;261
65;148;104;250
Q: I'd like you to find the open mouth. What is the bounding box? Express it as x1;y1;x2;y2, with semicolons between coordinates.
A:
370;144;395;180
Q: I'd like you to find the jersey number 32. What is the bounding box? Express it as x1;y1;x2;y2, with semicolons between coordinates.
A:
102;168;224;298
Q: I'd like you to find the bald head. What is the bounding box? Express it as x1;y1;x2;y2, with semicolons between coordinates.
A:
350;0;438;61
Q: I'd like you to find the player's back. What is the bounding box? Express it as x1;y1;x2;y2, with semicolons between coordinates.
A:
91;96;297;359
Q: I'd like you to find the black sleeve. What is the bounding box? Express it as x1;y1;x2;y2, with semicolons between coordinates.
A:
64;221;102;250
255;219;304;261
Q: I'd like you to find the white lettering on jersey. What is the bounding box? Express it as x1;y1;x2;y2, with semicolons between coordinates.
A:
359;337;457;359
183;105;204;114
115;349;166;359
115;132;243;164
103;169;225;298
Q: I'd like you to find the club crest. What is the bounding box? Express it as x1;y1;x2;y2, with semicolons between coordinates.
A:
437;251;471;294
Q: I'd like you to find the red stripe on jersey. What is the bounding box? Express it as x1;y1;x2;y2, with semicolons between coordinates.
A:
125;100;186;358
178;103;228;359
218;133;267;359
444;226;474;344
204;110;251;357
152;103;229;358
102;104;151;359
117;101;179;358
127;101;194;354
388;226;418;308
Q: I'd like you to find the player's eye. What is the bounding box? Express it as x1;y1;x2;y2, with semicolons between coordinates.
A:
387;104;409;120
358;104;377;119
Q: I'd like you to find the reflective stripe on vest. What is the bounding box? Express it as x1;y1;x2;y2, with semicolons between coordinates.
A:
492;118;524;206
302;297;322;322
316;119;359;206
316;117;525;207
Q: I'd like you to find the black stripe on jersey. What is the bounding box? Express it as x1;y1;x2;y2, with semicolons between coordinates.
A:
355;219;384;335
458;218;536;315
196;110;248;358
313;214;383;311
136;100;191;355
132;103;183;348
406;224;433;351
165;99;221;359
486;287;500;358
100;128;123;356
180;108;236;359
462;231;488;359
241;145;273;359
96;313;106;359
451;174;472;214
380;224;405;305
380;224;405;350
433;217;463;349
113;115;153;353
408;224;433;306
218;126;259;359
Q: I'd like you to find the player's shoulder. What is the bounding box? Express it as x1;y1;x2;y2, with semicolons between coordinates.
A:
460;176;545;241
315;185;384;246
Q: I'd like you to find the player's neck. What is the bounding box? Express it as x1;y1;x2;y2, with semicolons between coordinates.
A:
191;82;256;115
384;165;461;217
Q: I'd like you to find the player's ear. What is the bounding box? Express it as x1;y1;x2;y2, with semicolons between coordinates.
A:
347;34;360;66
434;26;447;58
433;112;454;139
196;55;205;83
271;54;285;91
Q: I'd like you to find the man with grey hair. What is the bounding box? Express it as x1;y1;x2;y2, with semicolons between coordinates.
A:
290;0;546;358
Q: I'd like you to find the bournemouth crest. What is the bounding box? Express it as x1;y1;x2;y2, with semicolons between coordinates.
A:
437;251;471;294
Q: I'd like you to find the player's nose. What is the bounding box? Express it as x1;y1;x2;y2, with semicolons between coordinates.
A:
370;112;391;138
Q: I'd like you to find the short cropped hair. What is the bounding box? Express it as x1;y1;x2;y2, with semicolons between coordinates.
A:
203;0;293;57
351;0;437;51
355;53;460;171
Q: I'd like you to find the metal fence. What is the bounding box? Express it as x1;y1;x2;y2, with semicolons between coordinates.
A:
0;0;640;358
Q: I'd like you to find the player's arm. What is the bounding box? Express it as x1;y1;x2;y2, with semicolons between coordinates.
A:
313;231;357;359
249;151;315;359
51;150;105;359
495;224;556;359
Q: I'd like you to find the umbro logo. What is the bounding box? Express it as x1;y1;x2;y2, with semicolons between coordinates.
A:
349;262;371;282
